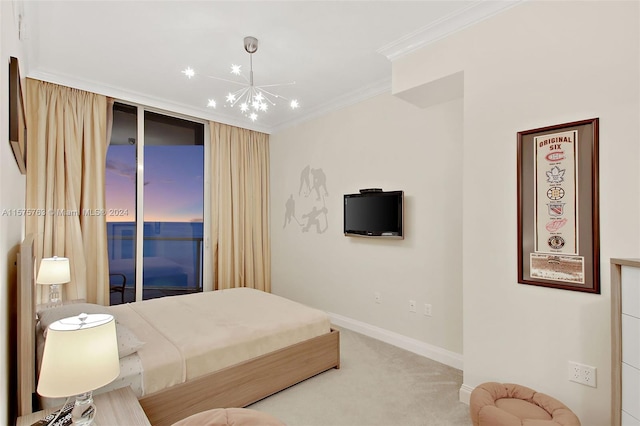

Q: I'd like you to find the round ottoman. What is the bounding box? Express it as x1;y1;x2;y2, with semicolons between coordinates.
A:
470;382;580;426
172;408;285;426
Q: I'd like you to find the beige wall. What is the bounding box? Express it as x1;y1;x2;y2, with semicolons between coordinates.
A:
1;1;28;423
393;1;639;425
270;92;464;356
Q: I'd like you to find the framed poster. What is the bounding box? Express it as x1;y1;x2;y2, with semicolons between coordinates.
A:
517;118;600;293
9;56;26;174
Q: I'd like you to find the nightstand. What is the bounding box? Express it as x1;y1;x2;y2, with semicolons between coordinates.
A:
16;387;151;426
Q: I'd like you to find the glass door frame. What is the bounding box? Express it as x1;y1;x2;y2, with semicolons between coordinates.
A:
117;102;212;303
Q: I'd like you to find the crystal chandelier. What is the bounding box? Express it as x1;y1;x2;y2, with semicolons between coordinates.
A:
182;36;299;122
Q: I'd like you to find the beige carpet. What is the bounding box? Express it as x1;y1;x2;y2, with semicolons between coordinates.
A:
249;328;471;426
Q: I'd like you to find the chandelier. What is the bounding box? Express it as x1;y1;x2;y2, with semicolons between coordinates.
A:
182;36;299;122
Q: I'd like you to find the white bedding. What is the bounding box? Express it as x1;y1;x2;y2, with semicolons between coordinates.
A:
38;288;331;407
110;287;331;396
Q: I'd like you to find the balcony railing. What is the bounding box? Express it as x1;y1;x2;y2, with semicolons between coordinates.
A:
107;231;203;304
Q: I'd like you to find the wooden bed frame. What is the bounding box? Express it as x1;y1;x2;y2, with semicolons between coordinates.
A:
17;234;340;426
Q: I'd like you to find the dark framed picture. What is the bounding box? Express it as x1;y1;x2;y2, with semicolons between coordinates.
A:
517;118;600;293
9;56;26;174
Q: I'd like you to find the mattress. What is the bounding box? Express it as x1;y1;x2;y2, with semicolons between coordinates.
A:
110;287;331;396
37;288;331;406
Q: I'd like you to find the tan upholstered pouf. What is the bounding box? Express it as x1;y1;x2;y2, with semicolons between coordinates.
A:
172;408;285;426
470;382;580;426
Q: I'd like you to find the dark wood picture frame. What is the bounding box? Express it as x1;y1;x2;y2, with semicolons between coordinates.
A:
517;118;600;293
9;56;26;174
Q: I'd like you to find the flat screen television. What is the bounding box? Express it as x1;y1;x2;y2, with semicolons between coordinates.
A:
343;190;403;238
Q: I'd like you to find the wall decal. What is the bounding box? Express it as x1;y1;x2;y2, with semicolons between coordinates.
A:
283;194;300;228
284;165;329;234
302;206;328;233
298;165;311;196
310;168;329;200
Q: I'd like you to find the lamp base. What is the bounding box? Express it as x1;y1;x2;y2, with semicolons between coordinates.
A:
49;283;61;304
72;391;96;425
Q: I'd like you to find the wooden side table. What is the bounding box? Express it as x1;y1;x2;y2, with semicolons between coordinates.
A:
16;387;150;426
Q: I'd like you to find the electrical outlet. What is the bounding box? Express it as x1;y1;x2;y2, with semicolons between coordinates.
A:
409;300;417;312
570;362;581;381
374;292;381;304
424;303;432;316
568;361;597;388
582;364;596;387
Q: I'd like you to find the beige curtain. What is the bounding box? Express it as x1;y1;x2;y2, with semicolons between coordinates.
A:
25;79;111;305
209;121;271;292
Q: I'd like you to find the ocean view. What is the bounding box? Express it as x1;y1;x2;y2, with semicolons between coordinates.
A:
107;221;204;297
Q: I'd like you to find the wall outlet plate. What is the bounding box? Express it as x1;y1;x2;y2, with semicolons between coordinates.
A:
424;303;432;316
568;361;597;388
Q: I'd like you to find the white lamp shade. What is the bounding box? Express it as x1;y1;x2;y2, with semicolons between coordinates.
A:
36;257;71;284
37;314;120;398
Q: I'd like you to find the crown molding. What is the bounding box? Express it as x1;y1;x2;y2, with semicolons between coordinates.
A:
269;77;391;134
28;69;390;135
377;0;527;62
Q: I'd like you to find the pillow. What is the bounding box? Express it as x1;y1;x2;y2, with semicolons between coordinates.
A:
37;303;111;331
115;323;145;358
37;303;144;358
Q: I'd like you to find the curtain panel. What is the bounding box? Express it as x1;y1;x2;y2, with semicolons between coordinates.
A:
209;121;271;292
25;78;111;305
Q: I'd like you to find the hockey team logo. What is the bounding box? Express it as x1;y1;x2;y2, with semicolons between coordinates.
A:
546;151;565;162
547;202;564;216
545;218;568;232
546;166;565;184
546;187;565;201
548;235;565;250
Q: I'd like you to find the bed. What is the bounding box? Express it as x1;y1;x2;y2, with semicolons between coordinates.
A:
17;234;340;426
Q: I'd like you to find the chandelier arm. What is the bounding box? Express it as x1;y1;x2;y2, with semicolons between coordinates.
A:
229;87;250;107
259;87;291;102
255;91;277;106
226;87;247;103
205;75;250;86
229;87;248;96
255;81;296;89
242;86;253;106
251;87;263;109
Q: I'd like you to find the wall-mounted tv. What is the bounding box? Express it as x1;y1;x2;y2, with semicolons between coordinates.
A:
343;190;404;238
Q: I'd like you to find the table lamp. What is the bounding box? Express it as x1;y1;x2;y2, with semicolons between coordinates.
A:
36;256;71;304
37;313;120;426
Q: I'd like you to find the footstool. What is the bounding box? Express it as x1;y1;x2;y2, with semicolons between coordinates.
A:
172;407;285;426
470;382;580;426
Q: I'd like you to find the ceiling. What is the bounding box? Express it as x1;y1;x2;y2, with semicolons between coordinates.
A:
21;1;520;133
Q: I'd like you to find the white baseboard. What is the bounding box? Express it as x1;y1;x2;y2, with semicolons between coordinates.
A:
459;383;474;405
327;312;463;370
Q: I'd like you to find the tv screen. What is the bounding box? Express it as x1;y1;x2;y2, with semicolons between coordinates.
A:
343;190;403;238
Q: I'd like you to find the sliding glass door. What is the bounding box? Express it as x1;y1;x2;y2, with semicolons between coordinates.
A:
106;103;206;305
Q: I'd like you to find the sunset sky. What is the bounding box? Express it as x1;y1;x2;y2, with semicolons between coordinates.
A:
105;145;204;223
